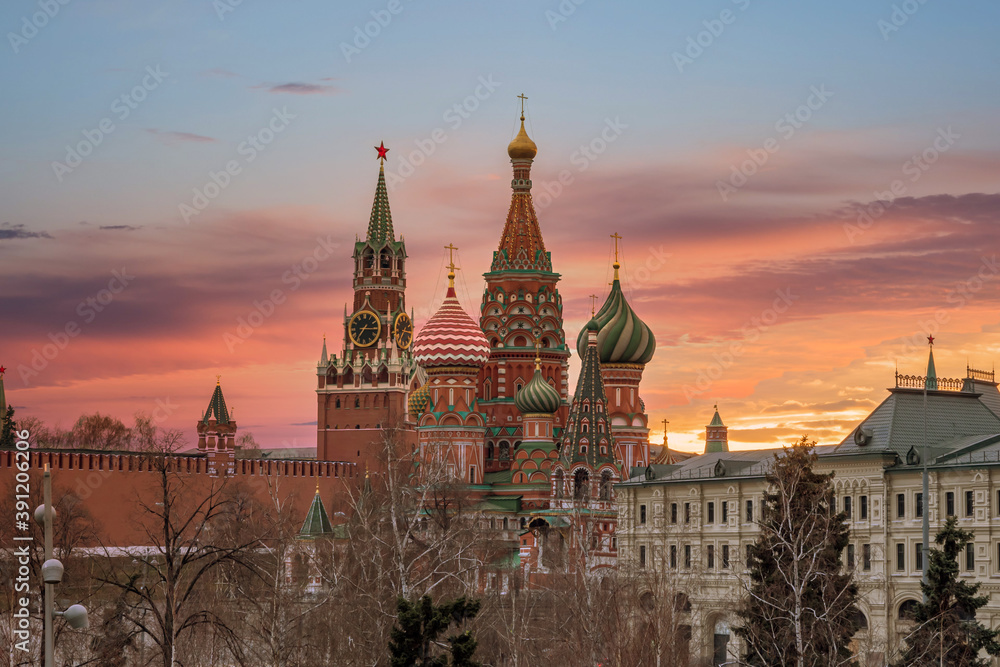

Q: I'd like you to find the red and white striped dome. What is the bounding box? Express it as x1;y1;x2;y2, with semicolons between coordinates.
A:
413;285;490;368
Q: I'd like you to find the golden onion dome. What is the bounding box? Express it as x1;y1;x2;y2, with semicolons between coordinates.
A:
507;115;537;160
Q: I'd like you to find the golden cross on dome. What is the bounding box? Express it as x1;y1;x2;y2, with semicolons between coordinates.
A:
662;418;669;435
588;294;599;316
610;232;622;262
444;243;461;274
517;93;528;117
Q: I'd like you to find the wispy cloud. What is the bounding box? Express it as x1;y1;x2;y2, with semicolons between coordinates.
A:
202;68;239;78
99;225;141;232
145;129;217;144
263;82;340;95
0;223;53;240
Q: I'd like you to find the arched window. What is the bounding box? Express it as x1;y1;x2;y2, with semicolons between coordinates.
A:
600;470;613;501
373;395;381;408
554;469;564;498
582;423;589;433
851;610;868;631
898;600;919;620
574;469;590;500
486;443;494;460
583;402;590;413
354;396;360;409
499;441;510;460
335;398;341;408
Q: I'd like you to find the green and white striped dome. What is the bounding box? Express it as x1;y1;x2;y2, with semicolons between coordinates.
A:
576;273;655;365
514;367;561;415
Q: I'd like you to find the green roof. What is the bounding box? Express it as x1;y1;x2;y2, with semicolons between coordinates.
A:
299;490;334;537
202;383;230;424
366;165;394;245
709;407;725;427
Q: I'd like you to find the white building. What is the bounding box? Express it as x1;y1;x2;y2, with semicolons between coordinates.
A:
618;356;1000;666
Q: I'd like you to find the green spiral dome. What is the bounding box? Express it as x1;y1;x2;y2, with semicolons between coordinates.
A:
514;368;561;415
576;277;655;364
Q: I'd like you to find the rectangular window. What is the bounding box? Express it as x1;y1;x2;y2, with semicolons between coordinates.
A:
966;490;974;517
830;494;836;513
897;493;905;518
640;504;647;524
746;499;754;522
915;542;923;571
707;544;715;569
844;496;853;519
896;543;905;571
722;544;730;569
639;545;646;568
863;543;871;571
997;543;1000;572
860;495;868;520
946;491;955;517
847;544;855;569
722;501;729;523
916;492;923;518
469;466;476;483
684;544;691;568
707;502;715;523
746;544;752;565
685;503;691;524
670;545;677;568
671;503;678;524
966;542;975;571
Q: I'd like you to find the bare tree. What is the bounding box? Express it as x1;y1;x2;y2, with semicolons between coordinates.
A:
96;446;262;667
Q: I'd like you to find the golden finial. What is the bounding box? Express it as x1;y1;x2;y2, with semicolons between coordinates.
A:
216;374;221;385
315;480;320;494
444;243;460;288
534;338;542;371
610;232;622;281
508;95;537;160
588;294;599;316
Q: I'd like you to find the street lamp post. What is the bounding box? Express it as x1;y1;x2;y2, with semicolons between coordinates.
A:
35;464;89;667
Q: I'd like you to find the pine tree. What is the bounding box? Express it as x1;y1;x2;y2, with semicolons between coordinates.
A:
735;436;861;667
893;517;1000;666
0;405;16;448
388;595;481;667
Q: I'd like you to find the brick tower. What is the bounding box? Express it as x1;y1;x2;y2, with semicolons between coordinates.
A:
317;143;416;466
478;103;570;474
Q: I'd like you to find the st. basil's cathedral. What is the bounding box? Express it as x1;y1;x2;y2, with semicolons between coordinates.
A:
314;105;660;578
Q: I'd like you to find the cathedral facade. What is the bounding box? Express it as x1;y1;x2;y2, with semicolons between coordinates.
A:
315;110;659;578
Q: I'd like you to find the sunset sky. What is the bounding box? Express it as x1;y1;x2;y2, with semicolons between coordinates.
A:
2;1;998;453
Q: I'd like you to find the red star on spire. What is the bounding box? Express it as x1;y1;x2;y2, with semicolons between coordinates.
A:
0;365;6;375
927;335;935;346
375;141;389;162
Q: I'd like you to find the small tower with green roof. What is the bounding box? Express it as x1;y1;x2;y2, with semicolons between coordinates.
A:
705;405;729;454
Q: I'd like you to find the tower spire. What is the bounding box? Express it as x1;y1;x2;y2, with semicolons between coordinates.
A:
925;335;938;390
366;143;395;244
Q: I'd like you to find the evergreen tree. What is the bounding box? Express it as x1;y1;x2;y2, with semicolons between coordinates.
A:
389;595;481;667
0;405;16;448
735;436;861;667
893;517;1000;666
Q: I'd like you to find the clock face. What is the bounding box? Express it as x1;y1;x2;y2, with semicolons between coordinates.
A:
348;310;381;347
394;312;413;350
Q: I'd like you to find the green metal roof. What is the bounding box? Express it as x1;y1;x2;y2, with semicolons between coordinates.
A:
299;490;334;538
366;165;395;245
201;383;230;424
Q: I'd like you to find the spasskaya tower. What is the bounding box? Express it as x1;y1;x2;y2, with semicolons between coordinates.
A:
316;142;415;466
